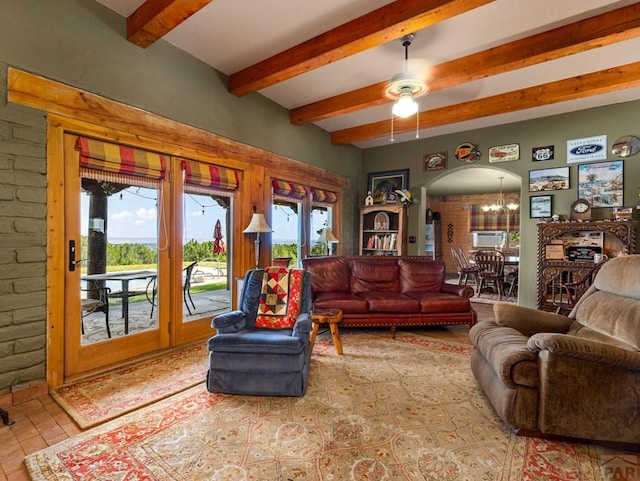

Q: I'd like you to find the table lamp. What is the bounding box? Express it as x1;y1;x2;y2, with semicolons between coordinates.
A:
243;210;272;268
318;227;339;255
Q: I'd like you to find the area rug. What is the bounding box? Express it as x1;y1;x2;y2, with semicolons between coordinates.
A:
29;332;608;481
50;343;208;429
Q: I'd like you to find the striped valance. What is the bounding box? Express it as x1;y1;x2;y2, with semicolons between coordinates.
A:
469;205;519;231
310;187;338;204
182;159;240;191
75;137;166;179
272;179;308;200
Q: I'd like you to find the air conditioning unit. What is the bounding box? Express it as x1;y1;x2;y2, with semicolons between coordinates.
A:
472;231;506;248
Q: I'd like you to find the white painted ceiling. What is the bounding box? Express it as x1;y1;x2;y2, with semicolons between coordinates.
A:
95;0;640;152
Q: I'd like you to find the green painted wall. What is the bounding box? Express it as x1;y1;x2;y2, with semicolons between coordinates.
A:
362;100;640;307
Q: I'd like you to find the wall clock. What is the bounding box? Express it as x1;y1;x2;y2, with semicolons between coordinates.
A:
570;199;591;221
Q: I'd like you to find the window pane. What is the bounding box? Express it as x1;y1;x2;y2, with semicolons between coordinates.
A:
272;200;300;266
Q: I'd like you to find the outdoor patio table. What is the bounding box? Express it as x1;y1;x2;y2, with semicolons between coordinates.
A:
82;270;157;334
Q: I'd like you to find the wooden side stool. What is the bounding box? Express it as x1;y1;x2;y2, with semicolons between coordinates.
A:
310;308;343;355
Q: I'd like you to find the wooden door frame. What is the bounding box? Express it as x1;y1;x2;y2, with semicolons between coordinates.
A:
9;67;348;386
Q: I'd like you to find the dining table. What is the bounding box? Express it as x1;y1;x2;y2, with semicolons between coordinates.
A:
82;270;157;334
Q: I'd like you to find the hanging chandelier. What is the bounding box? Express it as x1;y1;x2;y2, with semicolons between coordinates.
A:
482;177;519;214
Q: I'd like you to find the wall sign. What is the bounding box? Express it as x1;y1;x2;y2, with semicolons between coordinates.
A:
454;142;481;163
567;135;607;163
532;145;554;161
488;143;519;163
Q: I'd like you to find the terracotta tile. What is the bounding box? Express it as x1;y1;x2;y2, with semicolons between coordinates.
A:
18;434;48;455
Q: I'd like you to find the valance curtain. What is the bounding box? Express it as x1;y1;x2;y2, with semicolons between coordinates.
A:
469;205;519;231
181;159;240;194
272;179;338;204
310;187;338;204
75;137;166;180
272;179;308;200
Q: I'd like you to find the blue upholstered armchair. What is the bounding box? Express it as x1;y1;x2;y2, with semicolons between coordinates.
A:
206;268;313;396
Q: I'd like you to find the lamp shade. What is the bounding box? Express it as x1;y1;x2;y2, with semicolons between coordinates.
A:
318;227;339;243
243;213;271;234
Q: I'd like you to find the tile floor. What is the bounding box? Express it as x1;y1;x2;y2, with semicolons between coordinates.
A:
0;302;493;481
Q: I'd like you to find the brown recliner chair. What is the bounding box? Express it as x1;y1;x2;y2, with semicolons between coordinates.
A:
469;255;640;448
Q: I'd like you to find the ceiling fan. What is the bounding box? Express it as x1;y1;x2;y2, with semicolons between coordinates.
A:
383;33;429;119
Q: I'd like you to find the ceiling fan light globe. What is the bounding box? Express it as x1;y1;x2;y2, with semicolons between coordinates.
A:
392;94;418;118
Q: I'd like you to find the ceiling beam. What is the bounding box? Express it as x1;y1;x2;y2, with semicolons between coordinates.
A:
292;3;640;124
330;62;640;145
127;0;214;48
228;0;494;97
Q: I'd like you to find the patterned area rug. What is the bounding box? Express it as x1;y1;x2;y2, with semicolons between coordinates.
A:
29;332;608;481
50;343;208;429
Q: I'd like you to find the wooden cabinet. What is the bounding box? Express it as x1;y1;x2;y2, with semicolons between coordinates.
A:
424;221;442;259
536;220;637;310
359;204;407;256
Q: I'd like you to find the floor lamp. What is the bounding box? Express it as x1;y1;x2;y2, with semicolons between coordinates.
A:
319;227;339;255
243;211;272;268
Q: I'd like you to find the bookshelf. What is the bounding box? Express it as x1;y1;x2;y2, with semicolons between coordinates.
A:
359;204;406;256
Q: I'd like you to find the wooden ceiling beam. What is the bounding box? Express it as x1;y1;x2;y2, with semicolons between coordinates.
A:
127;0;214;48
330;62;640;145
293;3;640;124
228;0;494;97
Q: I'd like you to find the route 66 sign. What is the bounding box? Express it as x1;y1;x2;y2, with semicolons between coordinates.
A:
532;145;554;161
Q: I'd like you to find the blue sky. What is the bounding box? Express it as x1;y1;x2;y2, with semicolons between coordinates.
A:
81;188;324;244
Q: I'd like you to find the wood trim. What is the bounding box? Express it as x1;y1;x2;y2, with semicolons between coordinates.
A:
228;0;493;96
7;68;348;191
127;0;214;48
292;3;640;125
331;61;640;145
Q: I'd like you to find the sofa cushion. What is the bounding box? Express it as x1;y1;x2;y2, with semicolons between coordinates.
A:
303;256;350;292
357;292;419;312
469;321;539;388
398;259;445;293
405;292;470;313
312;291;368;313
572;291;640;350
350;259;399;293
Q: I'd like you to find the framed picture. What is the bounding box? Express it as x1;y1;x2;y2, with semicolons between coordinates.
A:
424;152;447;171
529;166;569;192
577;160;623;208
530;195;552;218
368;169;409;204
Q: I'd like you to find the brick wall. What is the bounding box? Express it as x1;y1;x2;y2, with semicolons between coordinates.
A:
428;192;520;275
0;84;48;395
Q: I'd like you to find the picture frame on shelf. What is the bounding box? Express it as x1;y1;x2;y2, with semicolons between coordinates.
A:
530;195;552;218
529;166;569;192
577;160;624;208
367;169;409;204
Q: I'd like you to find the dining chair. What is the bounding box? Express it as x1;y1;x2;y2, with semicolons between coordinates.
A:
451;247;478;285
474;249;505;299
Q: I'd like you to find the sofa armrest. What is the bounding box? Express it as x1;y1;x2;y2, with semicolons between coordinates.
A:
292;313;312;338
494;303;573;337
528;333;640;371
441;283;475;298
212;310;246;333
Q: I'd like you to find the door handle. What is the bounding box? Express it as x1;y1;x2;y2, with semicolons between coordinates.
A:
68;240;87;271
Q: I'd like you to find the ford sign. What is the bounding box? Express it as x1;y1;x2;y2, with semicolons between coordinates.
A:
570;144;604;156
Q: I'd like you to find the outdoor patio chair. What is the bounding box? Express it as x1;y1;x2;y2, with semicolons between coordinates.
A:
147;261;198;317
81;286;111;338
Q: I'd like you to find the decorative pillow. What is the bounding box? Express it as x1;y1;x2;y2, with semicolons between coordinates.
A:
255;267;304;328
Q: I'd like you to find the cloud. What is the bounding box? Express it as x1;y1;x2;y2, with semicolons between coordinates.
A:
113;210;133;220
136;207;157;220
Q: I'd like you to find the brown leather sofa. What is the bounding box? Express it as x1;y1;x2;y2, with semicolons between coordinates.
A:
469;254;640;448
301;256;476;336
